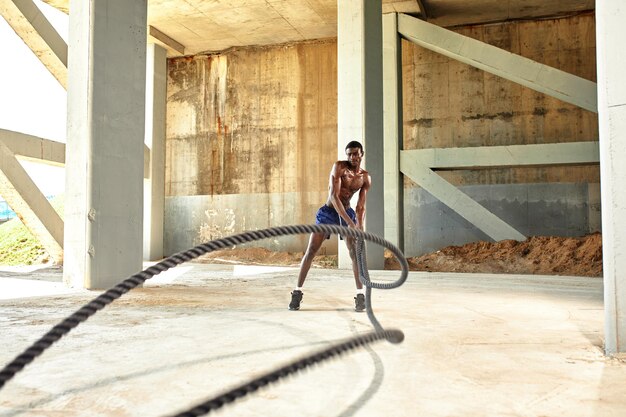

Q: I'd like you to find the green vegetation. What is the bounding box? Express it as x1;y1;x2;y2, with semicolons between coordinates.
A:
0;218;49;265
0;196;64;266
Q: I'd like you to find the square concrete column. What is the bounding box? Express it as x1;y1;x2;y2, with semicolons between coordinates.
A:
337;0;385;269
382;13;404;251
64;0;147;289
596;1;626;356
143;43;167;261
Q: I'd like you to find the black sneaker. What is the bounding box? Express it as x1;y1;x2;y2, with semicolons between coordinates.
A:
289;290;303;310
354;293;365;312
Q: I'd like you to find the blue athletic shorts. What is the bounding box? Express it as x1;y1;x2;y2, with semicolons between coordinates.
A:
315;205;356;239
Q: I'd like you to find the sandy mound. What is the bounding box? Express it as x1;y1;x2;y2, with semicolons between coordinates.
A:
385;233;602;277
195;233;603;278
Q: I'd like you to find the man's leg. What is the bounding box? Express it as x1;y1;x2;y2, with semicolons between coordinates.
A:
289;232;326;310
297;232;326;287
346;237;365;312
345;237;363;290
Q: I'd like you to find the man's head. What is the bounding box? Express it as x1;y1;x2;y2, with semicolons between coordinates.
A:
345;140;364;169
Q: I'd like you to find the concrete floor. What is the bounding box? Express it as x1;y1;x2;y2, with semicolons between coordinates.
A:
0;263;625;417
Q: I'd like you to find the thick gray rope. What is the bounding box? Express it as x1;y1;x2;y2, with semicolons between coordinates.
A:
0;224;409;415
168;328;404;417
356;238;388;331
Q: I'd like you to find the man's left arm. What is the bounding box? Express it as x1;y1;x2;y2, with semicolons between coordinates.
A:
355;173;371;229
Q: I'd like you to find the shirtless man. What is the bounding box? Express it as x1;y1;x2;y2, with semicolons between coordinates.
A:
289;141;371;312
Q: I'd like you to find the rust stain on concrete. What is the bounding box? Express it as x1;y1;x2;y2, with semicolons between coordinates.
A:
166;39;337;202
461;112;514;121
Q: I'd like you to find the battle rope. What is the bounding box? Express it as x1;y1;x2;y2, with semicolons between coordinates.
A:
0;224;409;415
169;329;404;417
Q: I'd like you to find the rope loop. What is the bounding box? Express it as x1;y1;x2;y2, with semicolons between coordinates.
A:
0;224;409;416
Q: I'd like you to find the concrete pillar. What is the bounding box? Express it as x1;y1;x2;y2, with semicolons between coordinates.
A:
382;13;403;250
64;0;147;289
596;1;626;356
143;43;167;261
337;0;385;269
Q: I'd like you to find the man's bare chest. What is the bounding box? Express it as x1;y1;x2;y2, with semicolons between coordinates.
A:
341;171;365;190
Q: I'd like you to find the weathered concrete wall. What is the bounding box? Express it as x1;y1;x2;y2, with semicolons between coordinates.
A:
164;13;600;257
406;183;599;254
165;40;338;254
165;192;339;255
403;13;598;150
401;13;600;255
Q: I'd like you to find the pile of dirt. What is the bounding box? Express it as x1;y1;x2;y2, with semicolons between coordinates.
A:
385;233;603;277
196;234;603;278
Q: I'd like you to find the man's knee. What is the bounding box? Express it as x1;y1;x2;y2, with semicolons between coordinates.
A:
303;249;317;262
304;234;324;259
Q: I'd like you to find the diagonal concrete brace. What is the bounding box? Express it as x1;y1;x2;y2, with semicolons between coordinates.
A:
0;140;63;263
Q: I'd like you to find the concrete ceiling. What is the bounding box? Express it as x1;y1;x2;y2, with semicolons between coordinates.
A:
41;0;594;57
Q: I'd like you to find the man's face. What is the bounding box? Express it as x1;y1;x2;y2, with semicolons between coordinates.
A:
345;147;363;168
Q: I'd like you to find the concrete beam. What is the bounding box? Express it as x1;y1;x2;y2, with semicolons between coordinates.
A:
399;141;597;243
383;13;403;250
0;0;67;88
400;151;526;242
0;129;151;177
405;141;600;169
397;13;597;113
0;140;63;263
149;25;184;56
0;129;65;165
